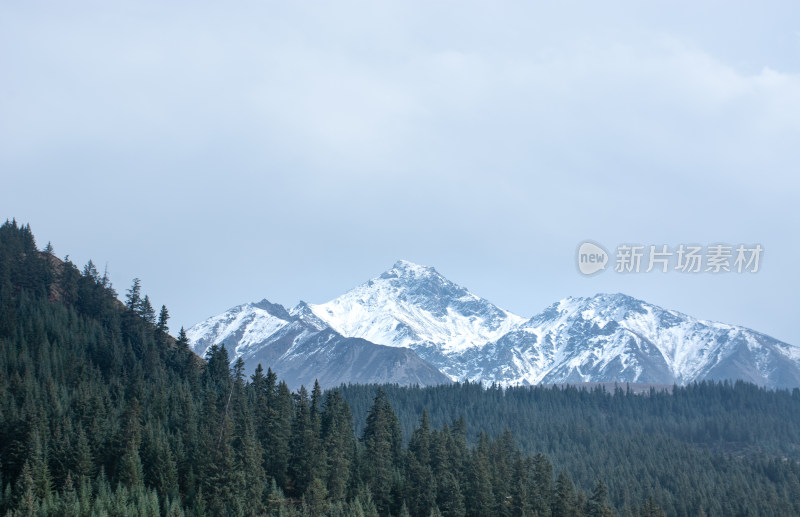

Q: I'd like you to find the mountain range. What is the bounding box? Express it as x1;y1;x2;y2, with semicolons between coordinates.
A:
188;260;800;389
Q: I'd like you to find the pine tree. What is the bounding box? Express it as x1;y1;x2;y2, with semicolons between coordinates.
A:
465;438;494;517
638;496;667;517
140;295;156;324
322;390;355;502
587;480;613;517
15;461;39;517
310;380;327;481
530;453;553;516
362;388;402;516
553;472;579;517
264;378;293;490
437;471;465;517
407;410;436;517
303;478;328;516
117;399;145;488
157;305;170;333
231;359;266;516
289;386;317;497
60;473;80;517
125;278;142;311
27;430;52;501
510;457;532;517
177;326;189;348
72;426;94;481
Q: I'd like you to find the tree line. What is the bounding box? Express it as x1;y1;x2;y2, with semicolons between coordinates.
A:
2;219;795;515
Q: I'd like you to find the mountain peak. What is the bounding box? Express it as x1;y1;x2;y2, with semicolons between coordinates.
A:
384;259;439;280
308;261;525;360
592;292;640;303
252;298;293;320
188;262;800;388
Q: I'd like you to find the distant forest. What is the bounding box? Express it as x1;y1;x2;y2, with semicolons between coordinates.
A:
340;380;800;515
1;220;799;516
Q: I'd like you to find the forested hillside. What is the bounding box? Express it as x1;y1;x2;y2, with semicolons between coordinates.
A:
339;381;800;516
2;220;798;516
0;220;655;516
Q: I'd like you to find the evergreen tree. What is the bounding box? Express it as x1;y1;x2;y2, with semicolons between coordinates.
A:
406;410;436;517
140;294;156;324
157;305;170;333
322;390;356;501
232;358;266;516
436;471;465;517
510;457;532;517
177;326;189;348
264;378;293;489
125;278;142;311
553;472;579;517
362;388;402;516
530;453;553;517
465;438;494;517
587;479;614;517
637;496;667;517
4;222;799;517
289;386;316;497
117;400;145;488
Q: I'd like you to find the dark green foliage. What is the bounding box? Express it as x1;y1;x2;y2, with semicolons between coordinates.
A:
125;277;142;311
340;381;800;516
362;388;404;515
157;305;170;334
406;411;436;517
0;220;787;516
587;480;613;517
465;435;494;517
289;385;317;497
321;389;356;501
139;295;156;324
554;472;580;517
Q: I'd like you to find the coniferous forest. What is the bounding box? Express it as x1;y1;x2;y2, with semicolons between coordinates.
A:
1;220;799;516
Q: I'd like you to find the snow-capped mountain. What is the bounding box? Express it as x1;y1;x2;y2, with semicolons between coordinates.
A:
187;298;450;390
188;261;800;389
308;260;525;378
187;299;294;360
457;293;800;388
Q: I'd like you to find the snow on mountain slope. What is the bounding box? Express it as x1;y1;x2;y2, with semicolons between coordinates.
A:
186;297;451;389
309;260;525;356
187;263;800;389
461;293;800;388
187;299;293;360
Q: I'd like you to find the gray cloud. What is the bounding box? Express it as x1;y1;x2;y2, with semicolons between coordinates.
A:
1;0;798;344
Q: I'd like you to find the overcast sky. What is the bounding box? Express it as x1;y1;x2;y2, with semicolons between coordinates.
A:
1;1;798;344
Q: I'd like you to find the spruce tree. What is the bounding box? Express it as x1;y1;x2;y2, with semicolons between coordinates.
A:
530;453;553;516
140;295;156;324
157;305;170;333
362;388;402;516
587;480;614;517
125;278;142;311
553;472;579;517
465;438;494;517
322;390;355;502
407;410;436;517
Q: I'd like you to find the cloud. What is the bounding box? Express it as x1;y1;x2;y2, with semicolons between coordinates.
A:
0;0;798;344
